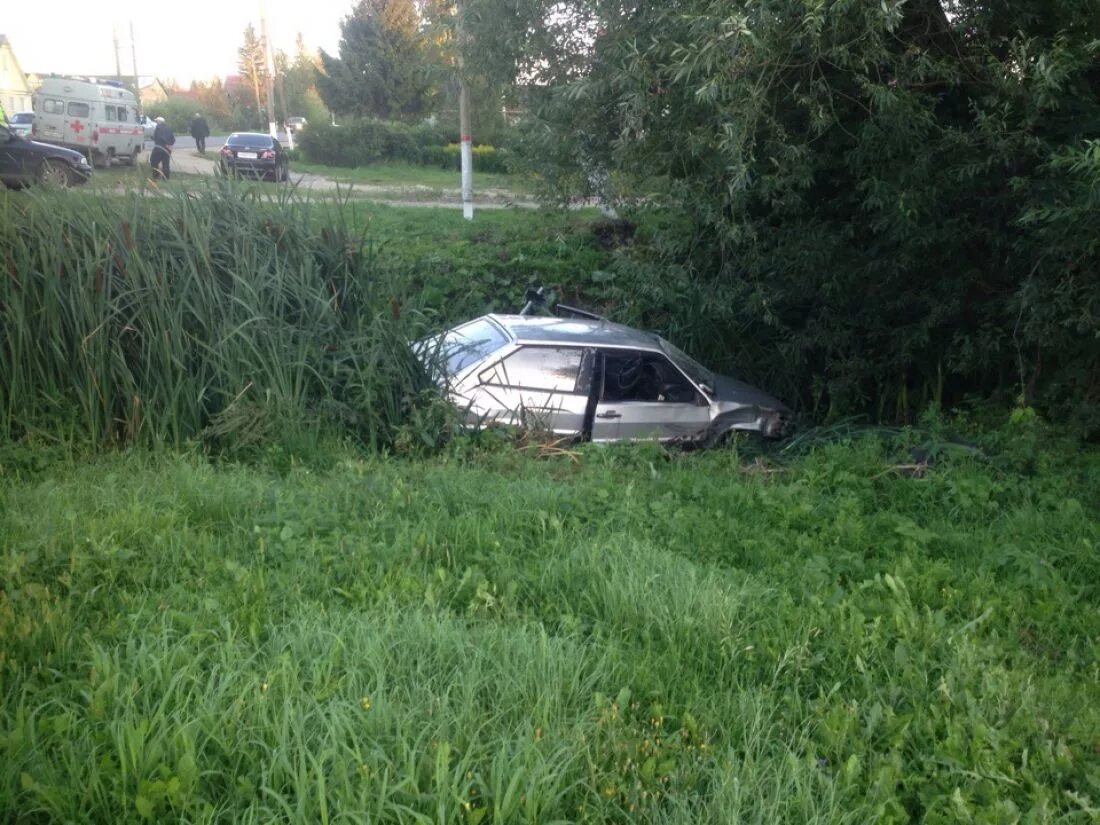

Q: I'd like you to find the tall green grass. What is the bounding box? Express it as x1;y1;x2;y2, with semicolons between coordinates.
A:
1;422;1098;822
0;182;431;450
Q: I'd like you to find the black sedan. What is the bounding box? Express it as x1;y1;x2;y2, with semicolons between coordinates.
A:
0;124;91;188
218;132;290;182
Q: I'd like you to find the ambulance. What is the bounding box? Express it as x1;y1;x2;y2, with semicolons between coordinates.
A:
32;77;144;168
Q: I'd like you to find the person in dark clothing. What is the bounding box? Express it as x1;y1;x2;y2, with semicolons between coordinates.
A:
150;117;175;180
190;112;210;155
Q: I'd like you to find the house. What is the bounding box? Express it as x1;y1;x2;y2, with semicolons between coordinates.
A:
138;78;169;107
0;35;33;119
112;75;170;107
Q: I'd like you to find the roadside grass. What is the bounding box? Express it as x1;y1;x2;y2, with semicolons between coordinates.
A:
290;159;536;197
1;421;1098;822
83;164;209;192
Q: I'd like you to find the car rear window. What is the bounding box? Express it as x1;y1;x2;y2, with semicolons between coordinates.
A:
12;113;33;124
227;134;274;148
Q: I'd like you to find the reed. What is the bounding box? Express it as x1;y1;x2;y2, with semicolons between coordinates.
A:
0;181;430;450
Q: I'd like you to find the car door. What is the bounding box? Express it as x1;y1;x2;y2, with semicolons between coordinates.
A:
591;349;712;442
463;345;592;436
0;126;30;185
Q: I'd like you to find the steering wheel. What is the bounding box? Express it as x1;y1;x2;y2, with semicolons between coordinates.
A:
614;356;643;391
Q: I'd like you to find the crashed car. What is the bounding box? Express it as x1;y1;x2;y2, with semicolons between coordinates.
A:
418;308;790;445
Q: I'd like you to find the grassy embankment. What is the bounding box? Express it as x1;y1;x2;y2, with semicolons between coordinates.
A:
2;424;1099;822
1;184;1097;822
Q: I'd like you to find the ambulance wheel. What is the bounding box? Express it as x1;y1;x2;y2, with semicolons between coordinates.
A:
121;153;136;167
37;160;74;188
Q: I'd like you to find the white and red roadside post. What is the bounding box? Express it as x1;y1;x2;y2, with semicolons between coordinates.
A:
457;0;474;220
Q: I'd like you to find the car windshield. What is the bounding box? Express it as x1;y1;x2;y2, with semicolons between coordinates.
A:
227;134;274;148
427;318;509;378
658;338;716;394
12;113;33;124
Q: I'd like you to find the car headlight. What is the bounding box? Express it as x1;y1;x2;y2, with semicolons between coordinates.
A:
78;156;90;166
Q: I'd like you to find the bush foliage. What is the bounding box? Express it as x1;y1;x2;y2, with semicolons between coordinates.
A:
469;0;1100;433
299;118;512;173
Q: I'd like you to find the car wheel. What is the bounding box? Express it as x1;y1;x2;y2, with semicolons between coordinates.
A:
37;160;73;188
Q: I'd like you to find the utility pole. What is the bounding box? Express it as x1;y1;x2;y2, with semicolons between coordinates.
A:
276;71;293;150
113;28;122;83
456;0;473;220
129;22;141;103
259;2;278;139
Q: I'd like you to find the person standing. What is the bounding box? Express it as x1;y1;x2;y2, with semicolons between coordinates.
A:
190;112;210;155
150;116;175;180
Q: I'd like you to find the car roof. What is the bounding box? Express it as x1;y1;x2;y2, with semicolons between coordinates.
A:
486;313;664;350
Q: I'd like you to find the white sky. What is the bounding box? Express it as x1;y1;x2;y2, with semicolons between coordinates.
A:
4;0;352;86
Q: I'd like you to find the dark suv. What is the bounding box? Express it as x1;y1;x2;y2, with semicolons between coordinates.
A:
0;124;92;188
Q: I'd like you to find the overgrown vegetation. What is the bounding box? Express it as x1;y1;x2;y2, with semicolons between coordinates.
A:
1;420;1097;821
299;119;512;173
0;183;435;450
463;0;1100;434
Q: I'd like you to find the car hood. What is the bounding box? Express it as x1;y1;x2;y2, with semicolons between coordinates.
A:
23;139;86;162
709;373;789;413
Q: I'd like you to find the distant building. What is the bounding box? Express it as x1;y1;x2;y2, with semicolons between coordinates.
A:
0;35;33;118
110;76;170;107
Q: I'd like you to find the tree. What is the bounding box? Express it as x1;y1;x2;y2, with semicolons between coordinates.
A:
237;24;268;121
187;78;233;126
316;0;438;120
460;0;1100;430
273;35;327;121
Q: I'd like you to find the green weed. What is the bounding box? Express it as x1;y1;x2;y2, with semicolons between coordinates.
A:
1;428;1097;822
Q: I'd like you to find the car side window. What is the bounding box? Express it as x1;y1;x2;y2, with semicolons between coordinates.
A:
601;350;702;404
479;346;587;393
67;102;90;118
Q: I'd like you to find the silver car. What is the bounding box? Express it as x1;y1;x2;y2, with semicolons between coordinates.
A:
421;314;790;444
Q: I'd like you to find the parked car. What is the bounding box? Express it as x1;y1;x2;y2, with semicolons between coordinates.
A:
7;112;34;138
141;116;157;140
417;308;791;445
218;132;290;181
0;123;92;188
285;116;308;134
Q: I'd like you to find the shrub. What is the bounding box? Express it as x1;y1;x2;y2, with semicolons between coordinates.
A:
298;117;512;172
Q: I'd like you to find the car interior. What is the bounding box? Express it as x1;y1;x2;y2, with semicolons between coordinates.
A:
600;350;702;404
